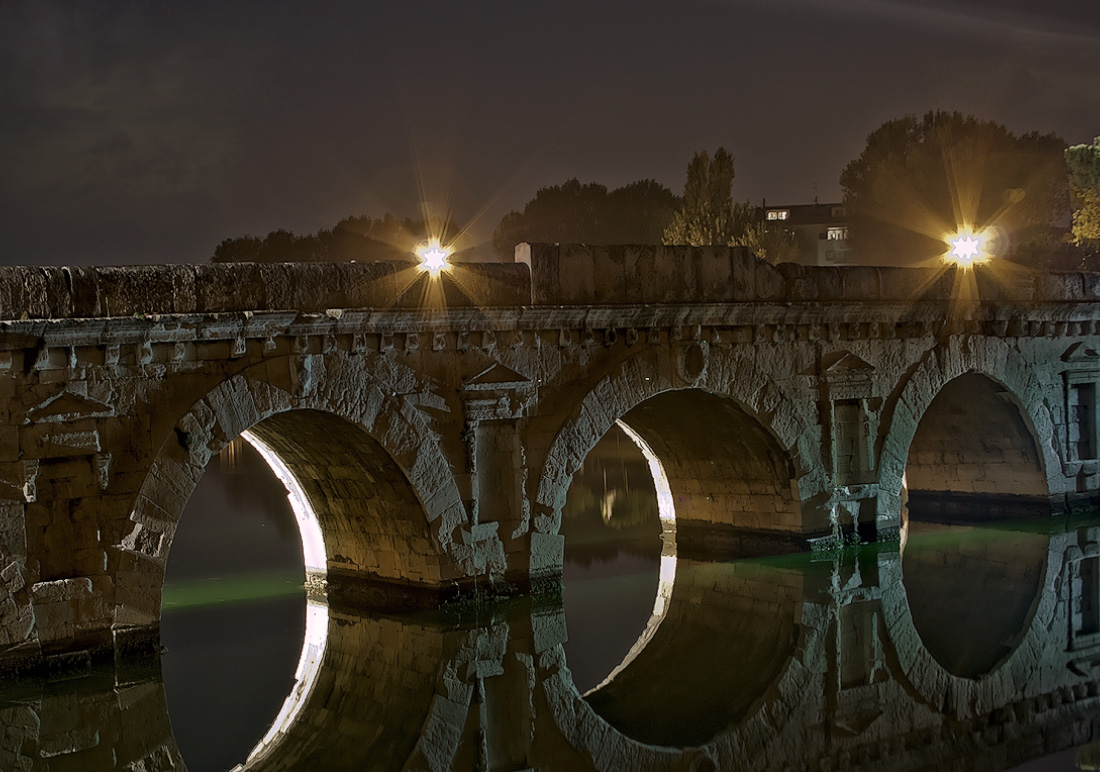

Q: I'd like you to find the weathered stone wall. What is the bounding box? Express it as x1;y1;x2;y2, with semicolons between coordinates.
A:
519;243;1100;305
0;261;531;318
2;249;1100;668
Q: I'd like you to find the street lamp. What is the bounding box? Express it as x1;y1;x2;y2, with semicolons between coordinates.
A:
415;238;452;276
944;228;991;268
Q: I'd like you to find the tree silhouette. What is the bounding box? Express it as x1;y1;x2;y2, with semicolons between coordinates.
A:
212;214;463;263
840;111;1069;265
662;147;755;248
492;178;679;258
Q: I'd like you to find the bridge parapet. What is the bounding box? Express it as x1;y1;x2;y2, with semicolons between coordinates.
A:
519;243;1100;306
5;246;1100;322
0;261;531;319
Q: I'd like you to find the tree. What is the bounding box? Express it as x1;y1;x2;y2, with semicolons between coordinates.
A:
604;179;681;244
740;221;802;265
213;214;463;263
1067;136;1100;253
840;111;1069;265
660;147;804;263
662;147;755;247
492;178;679;258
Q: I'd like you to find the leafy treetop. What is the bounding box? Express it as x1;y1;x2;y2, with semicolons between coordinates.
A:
491;178;679;258
212;214;463;263
1067;136;1100;253
840;111;1069;265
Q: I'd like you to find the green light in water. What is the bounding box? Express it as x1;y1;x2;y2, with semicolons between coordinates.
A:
161;570;304;612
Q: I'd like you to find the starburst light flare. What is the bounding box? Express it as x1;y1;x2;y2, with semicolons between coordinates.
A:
945;228;992;268
415;238;452;276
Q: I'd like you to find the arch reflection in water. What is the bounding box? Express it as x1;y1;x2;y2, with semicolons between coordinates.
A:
583;556;804;748
901;520;1048;678
226;600;490;772
560;421;668;693
7;522;1100;772
235;600;328;770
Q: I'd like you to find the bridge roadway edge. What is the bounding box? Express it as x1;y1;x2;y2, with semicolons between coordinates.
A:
1;244;1100;669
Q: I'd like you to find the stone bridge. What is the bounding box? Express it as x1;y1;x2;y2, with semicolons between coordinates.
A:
2;244;1100;669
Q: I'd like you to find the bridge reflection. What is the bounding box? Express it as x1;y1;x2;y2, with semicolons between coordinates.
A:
4;513;1100;772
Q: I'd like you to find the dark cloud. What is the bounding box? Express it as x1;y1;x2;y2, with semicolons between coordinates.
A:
1;0;1097;266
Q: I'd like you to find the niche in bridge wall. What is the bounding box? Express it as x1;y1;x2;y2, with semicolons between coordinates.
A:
1062;343;1100;492
620;389;801;556
905;372;1049;518
1066;537;1100;654
808;351;881;540
808;351;879;488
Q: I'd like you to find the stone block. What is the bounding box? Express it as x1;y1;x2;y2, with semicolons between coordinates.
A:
530;532;564;577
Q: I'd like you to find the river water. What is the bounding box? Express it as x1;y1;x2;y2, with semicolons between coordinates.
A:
2;432;1098;771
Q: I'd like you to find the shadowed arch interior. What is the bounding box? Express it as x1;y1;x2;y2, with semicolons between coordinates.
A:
620;389;801;553
244;410;444;587
905;373;1049;517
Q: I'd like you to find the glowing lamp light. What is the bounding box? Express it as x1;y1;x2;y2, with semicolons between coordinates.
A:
945;228;992;268
415;239;452;276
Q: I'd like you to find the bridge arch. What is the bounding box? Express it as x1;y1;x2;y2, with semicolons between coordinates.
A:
877;336;1066;523
113;354;474;631
534;344;826;551
875;338;1065;712
906;371;1050;517
878;535;1063;717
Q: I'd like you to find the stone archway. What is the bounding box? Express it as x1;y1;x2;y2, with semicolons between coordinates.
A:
905;372;1050;517
876;337;1067;525
112;354;480;633
534;344;824;559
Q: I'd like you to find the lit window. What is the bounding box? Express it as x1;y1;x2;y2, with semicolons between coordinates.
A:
827;227;849;240
767;209;789;221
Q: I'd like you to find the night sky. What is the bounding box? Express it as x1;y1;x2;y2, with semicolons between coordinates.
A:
2;0;1098;267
